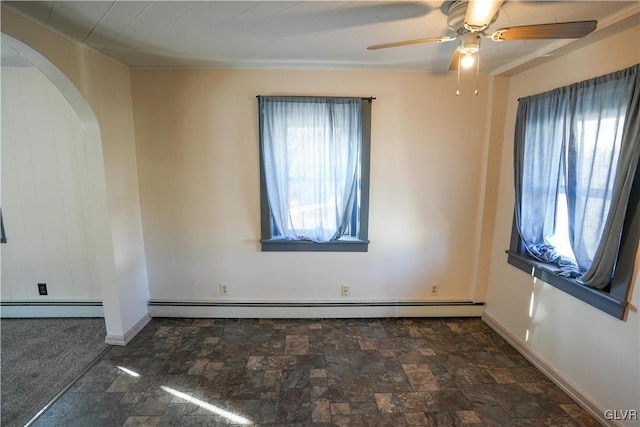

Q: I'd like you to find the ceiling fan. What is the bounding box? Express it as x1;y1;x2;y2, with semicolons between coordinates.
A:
367;0;597;93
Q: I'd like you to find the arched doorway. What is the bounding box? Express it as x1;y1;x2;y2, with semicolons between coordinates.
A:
1;34;120;337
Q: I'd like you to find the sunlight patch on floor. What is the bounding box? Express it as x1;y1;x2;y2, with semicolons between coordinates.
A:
161;386;252;425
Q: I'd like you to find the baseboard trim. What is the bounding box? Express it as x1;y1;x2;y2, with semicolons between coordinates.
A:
105;313;151;346
0;301;103;318
148;300;485;318
482;312;618;427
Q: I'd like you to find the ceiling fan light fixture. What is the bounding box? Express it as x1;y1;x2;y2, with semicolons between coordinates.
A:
459;32;480;55
459;42;479;55
456;32;481;96
460;53;475;68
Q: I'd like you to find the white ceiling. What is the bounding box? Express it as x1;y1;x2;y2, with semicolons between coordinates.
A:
2;1;639;74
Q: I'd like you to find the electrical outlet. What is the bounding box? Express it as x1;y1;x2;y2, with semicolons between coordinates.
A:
219;283;229;296
341;285;350;297
430;283;439;296
38;283;48;296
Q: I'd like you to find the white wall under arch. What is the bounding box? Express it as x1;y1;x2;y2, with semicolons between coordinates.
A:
2;66;103;303
0;33;149;344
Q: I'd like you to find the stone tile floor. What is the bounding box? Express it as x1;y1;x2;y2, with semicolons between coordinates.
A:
33;317;601;426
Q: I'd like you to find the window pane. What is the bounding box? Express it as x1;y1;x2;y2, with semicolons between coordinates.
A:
547;191;575;262
546;115;625;263
570;114;625;267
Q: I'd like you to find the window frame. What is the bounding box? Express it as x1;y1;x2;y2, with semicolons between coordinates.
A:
507;77;640;320
258;96;372;252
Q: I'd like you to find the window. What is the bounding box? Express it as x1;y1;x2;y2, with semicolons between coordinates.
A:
258;96;372;252
508;64;639;319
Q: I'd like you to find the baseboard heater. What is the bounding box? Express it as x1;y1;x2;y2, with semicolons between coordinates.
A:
147;300;485;318
1;301;103;318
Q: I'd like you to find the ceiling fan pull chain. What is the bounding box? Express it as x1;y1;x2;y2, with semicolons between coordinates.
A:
474;40;480;96
456;48;461;96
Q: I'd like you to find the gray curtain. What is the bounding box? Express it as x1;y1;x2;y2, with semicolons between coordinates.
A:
260;96;361;243
0;208;5;243
514;64;639;289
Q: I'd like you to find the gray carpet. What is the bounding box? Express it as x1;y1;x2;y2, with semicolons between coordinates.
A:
1;318;108;427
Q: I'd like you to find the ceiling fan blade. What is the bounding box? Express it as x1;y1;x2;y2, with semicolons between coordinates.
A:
465;0;504;31
448;46;461;71
490;20;597;41
367;35;456;50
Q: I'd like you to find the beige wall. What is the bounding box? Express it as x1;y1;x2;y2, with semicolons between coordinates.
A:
1;7;150;338
485;24;640;418
131;68;495;303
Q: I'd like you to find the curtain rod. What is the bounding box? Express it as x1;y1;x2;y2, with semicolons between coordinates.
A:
256;95;375;100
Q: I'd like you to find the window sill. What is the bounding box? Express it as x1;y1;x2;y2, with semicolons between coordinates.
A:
261;237;369;252
506;250;627;319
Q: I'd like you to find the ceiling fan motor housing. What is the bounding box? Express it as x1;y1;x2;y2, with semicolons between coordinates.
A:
445;0;500;34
